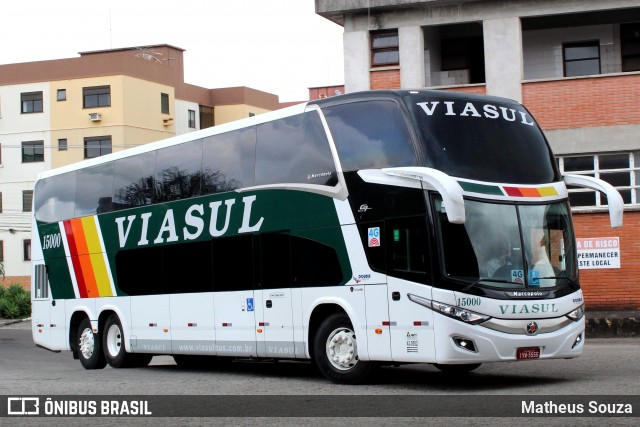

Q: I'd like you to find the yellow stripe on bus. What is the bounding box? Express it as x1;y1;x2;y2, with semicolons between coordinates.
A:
81;216;113;297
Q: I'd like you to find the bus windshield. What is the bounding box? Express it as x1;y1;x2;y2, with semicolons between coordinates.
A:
406;93;559;184
434;197;576;289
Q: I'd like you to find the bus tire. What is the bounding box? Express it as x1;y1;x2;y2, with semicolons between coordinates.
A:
103;314;152;368
77;317;107;370
313;313;371;384
433;363;482;373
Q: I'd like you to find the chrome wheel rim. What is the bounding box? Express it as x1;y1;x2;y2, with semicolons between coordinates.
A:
79;328;95;359
326;327;358;371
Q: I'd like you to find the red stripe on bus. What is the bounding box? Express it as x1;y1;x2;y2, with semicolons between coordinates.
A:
63;220;88;298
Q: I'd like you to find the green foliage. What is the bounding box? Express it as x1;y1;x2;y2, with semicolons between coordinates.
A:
0;284;31;319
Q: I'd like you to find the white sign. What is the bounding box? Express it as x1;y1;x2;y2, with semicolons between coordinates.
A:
576;237;620;269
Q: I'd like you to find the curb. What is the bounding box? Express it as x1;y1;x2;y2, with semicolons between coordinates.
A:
0;317;31;327
585;317;639;338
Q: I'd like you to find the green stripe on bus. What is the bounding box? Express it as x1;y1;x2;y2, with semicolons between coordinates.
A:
458;181;504;196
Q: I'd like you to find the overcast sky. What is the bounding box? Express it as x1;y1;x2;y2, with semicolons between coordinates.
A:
1;0;345;102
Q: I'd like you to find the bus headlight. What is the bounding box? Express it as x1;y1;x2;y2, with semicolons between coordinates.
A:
407;294;490;325
566;305;585;321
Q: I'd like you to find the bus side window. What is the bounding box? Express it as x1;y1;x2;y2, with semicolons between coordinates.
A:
116;246;163;296
212;235;254;292
163;241;213;294
257;233;291;289
34;172;77;223
291;235;344;287
113;152;155;211
386;216;430;284
323;100;418;173
75;162;114;217
202;128;256;194
255;112;337;187
154;139;203;202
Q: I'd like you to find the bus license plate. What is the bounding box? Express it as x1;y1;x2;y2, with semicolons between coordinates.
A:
517;347;540;360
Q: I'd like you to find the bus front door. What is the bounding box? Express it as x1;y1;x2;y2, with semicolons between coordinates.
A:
255;233;296;358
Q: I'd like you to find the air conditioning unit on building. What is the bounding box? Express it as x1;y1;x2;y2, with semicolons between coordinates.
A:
88;112;102;122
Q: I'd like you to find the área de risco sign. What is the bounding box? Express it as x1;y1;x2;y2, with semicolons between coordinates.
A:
576;237;620;270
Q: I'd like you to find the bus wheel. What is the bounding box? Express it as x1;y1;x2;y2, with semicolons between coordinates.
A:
313;313;371;384
77;317;107;370
103;314;152;368
433;363;482;373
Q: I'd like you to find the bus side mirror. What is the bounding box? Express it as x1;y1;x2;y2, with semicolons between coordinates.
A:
563;174;623;228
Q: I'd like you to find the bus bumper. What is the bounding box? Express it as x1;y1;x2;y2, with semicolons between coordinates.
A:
433;312;585;364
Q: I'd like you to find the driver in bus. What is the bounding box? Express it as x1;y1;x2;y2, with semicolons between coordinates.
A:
530;234;555;286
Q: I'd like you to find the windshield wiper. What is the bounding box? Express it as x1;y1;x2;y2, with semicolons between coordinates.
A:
538;276;579;287
463;278;516;292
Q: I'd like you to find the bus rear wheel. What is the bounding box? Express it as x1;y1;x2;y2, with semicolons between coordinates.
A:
103;314;152;368
313;313;371;384
77;317;107;370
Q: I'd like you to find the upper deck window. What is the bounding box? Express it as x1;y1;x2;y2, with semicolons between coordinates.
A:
255;111;337;187
407;94;558;184
323;100;418;172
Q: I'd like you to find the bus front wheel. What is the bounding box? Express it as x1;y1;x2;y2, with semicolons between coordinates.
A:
103;314;152;368
313;313;371;384
77;317;107;370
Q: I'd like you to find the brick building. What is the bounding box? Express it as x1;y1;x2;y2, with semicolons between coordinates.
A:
315;0;640;310
0;45;280;286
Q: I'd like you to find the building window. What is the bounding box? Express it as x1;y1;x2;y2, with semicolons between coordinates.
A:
22;141;44;163
188;109;196;128
563;41;600;77
84;136;112;159
161;93;170;114
57;89;67;101
58;138;68;151
371;30;399;67
0;241;3;263
200;105;214;130
621;23;640;72
83;86;111;108
24;239;31;261
558;152;639;208
21;92;43;113
23;190;33;212
0;192;2;213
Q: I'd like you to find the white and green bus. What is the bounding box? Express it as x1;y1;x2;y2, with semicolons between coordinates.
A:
31;90;623;384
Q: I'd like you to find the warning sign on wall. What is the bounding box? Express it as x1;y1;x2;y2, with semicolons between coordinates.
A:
576;237;620;269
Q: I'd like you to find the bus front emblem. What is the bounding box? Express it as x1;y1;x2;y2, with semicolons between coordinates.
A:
526;322;539;336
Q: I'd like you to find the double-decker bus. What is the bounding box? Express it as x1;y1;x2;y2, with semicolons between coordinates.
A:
31;90;623;384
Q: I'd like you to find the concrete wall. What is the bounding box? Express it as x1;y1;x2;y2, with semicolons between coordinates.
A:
523;24;622;80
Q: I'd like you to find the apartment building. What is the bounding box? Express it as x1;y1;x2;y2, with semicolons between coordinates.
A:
0;45;280;286
316;0;640;310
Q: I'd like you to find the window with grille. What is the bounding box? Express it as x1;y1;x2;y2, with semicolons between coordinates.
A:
557;152;639;208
